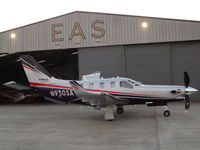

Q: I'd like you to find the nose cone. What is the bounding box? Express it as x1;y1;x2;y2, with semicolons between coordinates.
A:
185;87;198;95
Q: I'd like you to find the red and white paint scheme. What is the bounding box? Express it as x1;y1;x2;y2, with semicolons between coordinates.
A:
8;55;198;121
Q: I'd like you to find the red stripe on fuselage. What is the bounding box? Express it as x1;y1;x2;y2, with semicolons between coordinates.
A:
29;82;155;97
29;82;73;89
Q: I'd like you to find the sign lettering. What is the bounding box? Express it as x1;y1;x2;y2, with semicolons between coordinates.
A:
91;20;105;38
51;23;64;42
51;20;105;42
69;22;86;40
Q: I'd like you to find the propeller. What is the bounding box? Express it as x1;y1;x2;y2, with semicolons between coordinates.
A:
184;72;190;110
184;72;190;88
185;95;190;110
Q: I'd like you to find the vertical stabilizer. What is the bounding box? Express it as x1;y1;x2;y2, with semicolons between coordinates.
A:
19;55;53;86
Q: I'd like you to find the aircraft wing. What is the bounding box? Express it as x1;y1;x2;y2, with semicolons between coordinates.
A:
69;81;129;105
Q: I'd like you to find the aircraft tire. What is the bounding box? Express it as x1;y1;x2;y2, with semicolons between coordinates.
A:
116;107;124;114
163;110;170;117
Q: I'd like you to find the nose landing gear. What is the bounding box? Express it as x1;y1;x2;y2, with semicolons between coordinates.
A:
163;110;171;117
163;106;170;117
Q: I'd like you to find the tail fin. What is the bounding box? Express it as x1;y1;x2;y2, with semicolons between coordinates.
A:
19;55;53;86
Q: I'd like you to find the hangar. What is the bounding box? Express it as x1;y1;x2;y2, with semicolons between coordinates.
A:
0;11;200;100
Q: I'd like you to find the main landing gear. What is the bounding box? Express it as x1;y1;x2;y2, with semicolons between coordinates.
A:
104;106;125;121
163;106;171;117
104;105;115;121
116;106;124;114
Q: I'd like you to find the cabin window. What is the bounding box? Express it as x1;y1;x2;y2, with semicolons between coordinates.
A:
110;81;116;88
120;81;133;89
99;82;105;88
89;83;94;88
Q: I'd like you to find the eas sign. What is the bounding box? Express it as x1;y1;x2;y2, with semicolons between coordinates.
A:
51;20;105;42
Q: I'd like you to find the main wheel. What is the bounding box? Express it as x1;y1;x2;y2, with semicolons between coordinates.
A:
116;107;124;114
163;110;170;117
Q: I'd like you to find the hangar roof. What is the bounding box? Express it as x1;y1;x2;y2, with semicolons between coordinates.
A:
1;11;200;53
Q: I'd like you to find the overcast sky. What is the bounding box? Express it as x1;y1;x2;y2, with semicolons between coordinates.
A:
0;0;199;32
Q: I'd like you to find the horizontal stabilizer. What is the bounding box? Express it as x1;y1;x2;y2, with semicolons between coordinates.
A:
3;81;31;90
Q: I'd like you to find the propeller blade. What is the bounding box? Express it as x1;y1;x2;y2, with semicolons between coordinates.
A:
185;95;190;110
184;72;190;88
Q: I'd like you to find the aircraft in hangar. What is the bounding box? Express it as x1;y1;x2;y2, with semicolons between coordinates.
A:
4;55;198;121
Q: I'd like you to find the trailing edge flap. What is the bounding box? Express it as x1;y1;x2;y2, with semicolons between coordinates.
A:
44;97;82;104
69;80;97;98
103;93;129;104
3;81;32;90
69;81;128;104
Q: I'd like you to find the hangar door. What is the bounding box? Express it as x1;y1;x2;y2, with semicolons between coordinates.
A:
79;44;172;85
171;41;200;100
78;46;124;78
124;44;171;84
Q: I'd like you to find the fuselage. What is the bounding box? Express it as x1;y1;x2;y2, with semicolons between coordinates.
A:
30;77;197;104
78;77;186;100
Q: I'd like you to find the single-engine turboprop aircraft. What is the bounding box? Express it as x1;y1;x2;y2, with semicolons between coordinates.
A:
6;55;198;121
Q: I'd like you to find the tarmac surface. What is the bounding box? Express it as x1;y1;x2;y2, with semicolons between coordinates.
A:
0;102;200;150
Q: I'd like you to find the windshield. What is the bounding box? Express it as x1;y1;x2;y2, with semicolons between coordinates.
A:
127;79;142;86
120;81;133;89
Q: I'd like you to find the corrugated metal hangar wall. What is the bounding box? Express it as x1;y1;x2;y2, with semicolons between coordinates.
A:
1;11;200;53
79;40;200;100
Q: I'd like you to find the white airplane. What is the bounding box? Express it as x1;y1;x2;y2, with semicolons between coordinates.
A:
6;55;198;121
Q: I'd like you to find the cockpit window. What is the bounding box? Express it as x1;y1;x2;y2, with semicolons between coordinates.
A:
127;80;140;86
120;81;133;89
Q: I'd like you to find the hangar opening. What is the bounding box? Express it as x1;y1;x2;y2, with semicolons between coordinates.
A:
0;49;78;85
0;49;78;103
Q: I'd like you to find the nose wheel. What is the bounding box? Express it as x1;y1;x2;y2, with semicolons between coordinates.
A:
163;110;170;117
163;105;171;117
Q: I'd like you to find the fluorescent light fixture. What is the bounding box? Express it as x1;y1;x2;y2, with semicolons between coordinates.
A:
72;52;78;55
0;53;8;57
38;60;46;63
